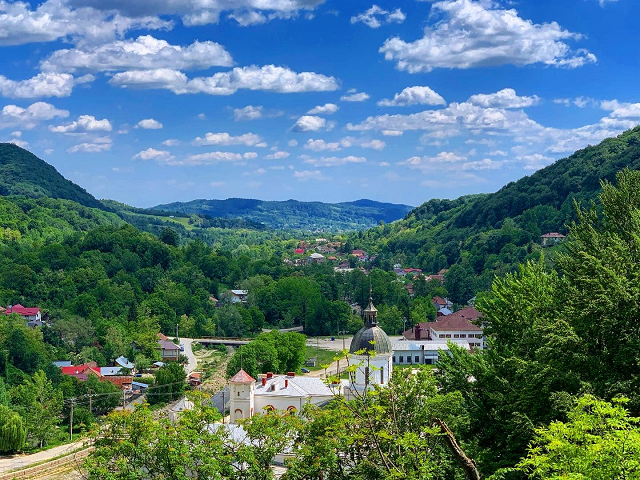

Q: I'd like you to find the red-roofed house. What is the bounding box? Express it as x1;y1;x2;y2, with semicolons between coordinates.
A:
403;307;485;349
295;248;305;255
5;304;43;326
157;339;180;361
60;362;132;390
188;372;203;386
352;249;368;261
541;232;566;246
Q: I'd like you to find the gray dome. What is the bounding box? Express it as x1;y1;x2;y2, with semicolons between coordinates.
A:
349;325;393;355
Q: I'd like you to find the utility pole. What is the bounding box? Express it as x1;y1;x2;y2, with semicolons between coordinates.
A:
69;399;75;441
176;323;179;340
122;389;126;409
88;389;93;413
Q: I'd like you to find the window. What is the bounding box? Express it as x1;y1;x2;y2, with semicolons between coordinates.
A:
264;405;275;412
454;334;460;338
399;356;404;363
415;356;420;363
393;357;396;363
380;366;384;384
237;391;240;397
459;334;466;338
287;406;297;414
234;408;243;419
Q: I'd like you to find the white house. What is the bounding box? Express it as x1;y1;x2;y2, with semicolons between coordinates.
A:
403;307;486;349
392;339;471;365
228;370;335;423
230;290;249;303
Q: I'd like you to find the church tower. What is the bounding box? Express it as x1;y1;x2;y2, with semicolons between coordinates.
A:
228;369;255;423
348;288;393;393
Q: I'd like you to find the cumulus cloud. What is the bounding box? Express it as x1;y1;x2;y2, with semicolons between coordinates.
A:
307;103;339;115
380;0;596;73
292;116;334;132
294;170;328;181
304;139;342;152
400;151;467;171
382;130;403;136
234;105;263;121
303;137;385;152
49;115;112;133
0;0;172;46
132;147;174;162
0;72;93;99
350;5;406;29
170;151;257;166
378;86;446;107
0;101;69;129
287;139;298;147
41;35;232;73
162;139;180;146
341;90;370;102
467;88;540;108
109;65;339;96
136;118;163;129
265;151;290;160
193;132;264;147
304;155;366;167
601;100;640;118
462;158;504;170
67;136;112;153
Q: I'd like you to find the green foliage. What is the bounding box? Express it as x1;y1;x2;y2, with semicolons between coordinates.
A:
0;404;26;453
147;362;186;405
517;396;640;479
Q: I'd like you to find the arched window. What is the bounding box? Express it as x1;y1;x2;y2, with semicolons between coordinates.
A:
380;366;384;385
264;405;275;412
287;406;297;414
234;408;243;419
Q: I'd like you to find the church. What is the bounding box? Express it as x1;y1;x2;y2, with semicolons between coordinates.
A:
228;292;393;422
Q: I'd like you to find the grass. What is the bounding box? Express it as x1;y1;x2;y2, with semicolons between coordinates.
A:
304;346;342;371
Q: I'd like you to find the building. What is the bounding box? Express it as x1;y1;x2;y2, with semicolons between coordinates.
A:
230;290;249;303
541;232;566;246
59;362;133;390
157;339;180;360
345;293;393;398
4;304;43;326
188;372;203;386
351;249;368;261
392;339;471;365
307;252;325;264
403;307;486;349
432;296;453;311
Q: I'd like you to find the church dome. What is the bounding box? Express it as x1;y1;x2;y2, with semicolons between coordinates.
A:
349;293;392;355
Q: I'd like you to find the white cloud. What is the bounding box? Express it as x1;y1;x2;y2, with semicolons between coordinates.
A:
10;131;21;137
0;101;69;129
518;153;556;170
489;150;508;157
132;148;174;162
234;105;263;121
193;132;264;147
170;151;256;166
598;0;618;6
44;148;53;155
49;115;112;133
67;136;112;153
380;0;596;73
65;0;326;27
136;118;163;129
400;151;467;171
0;0;172;46
243;152;258;159
210;181;226;187
382;130;403;136
0;72;94;99
294;170;328;181
350;5;406;29
378;86;446;107
467;88;540;109
304;139;342;152
341;91;370;102
197;113;207;120
41;35;232;73
287;139;298;147
4;138;28;148
307;103;339;115
462;158;504;170
304;155;366;167
265;151;290;159
162;139;180;146
303;137;386;152
292;115;334;132
109;65;339;95
601;100;640;119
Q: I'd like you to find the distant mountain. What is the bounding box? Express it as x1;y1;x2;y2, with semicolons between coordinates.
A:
153;198;414;231
0;143;104;209
355;126;640;289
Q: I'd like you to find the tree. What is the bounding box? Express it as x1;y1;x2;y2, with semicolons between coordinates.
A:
159;227;179;246
0;405;26;453
444;263;476;305
516;395;640;479
147;362;186;405
9;370;62;448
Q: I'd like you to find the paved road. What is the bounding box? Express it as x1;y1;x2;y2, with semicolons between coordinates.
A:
0;440;86;474
180;338;197;374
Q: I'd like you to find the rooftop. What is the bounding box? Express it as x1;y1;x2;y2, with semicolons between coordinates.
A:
256;374;333;398
229;369;256;384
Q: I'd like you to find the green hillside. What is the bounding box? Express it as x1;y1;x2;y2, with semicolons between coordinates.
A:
0;143;104;209
153;197;414;231
356;126;640;294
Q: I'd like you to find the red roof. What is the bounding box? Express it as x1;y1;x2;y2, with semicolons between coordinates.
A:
541;232;566;238
5;304;40;316
157;332;169;341
403;268;423;273
229;369;255;384
295;248;305;254
438;268;449;275
104;376;133;388
61;363;102;378
430;307;482;332
352;249;366;255
432;296;447;306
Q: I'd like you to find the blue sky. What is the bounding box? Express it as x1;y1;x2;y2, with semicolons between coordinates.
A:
0;0;638;208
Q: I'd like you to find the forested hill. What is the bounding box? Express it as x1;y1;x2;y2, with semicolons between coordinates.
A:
357;126;640;293
0;143;103;209
154;198;414;231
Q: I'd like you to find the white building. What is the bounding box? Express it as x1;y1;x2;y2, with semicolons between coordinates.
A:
228;370;335;423
392;339;471;365
403;307;486;350
230;290;249;303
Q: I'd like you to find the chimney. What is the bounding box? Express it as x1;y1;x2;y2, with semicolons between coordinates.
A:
262;377;267;387
287;372;295;377
266;372;273;379
285;379;289;388
415;324;421;340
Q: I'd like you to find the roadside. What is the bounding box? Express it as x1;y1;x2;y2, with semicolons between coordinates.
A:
0;439;87;475
180;337;198;374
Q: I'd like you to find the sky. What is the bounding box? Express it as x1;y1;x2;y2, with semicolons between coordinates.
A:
0;0;639;208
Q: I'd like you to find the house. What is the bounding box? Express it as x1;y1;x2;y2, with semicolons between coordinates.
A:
541;232;566;246
228;370;335;423
132;381;150;394
52;360;72;368
392;339;471;365
4;304;43;326
188;372;203;386
432;296;453;311
437;307;452;317
115;356;134;370
157;340;180;361
403;268;423;277
351;249;368;261
425;274;445;283
307;252;325;264
157;332;169;341
230;290;248;303
334;261;353;273
294;248;305;255
60;362;133;389
403;307;485;349
100;366;123;376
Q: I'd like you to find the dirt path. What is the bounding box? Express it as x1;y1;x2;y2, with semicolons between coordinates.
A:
0;440;86;475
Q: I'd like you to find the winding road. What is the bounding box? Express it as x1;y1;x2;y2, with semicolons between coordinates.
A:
180;338;198;374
